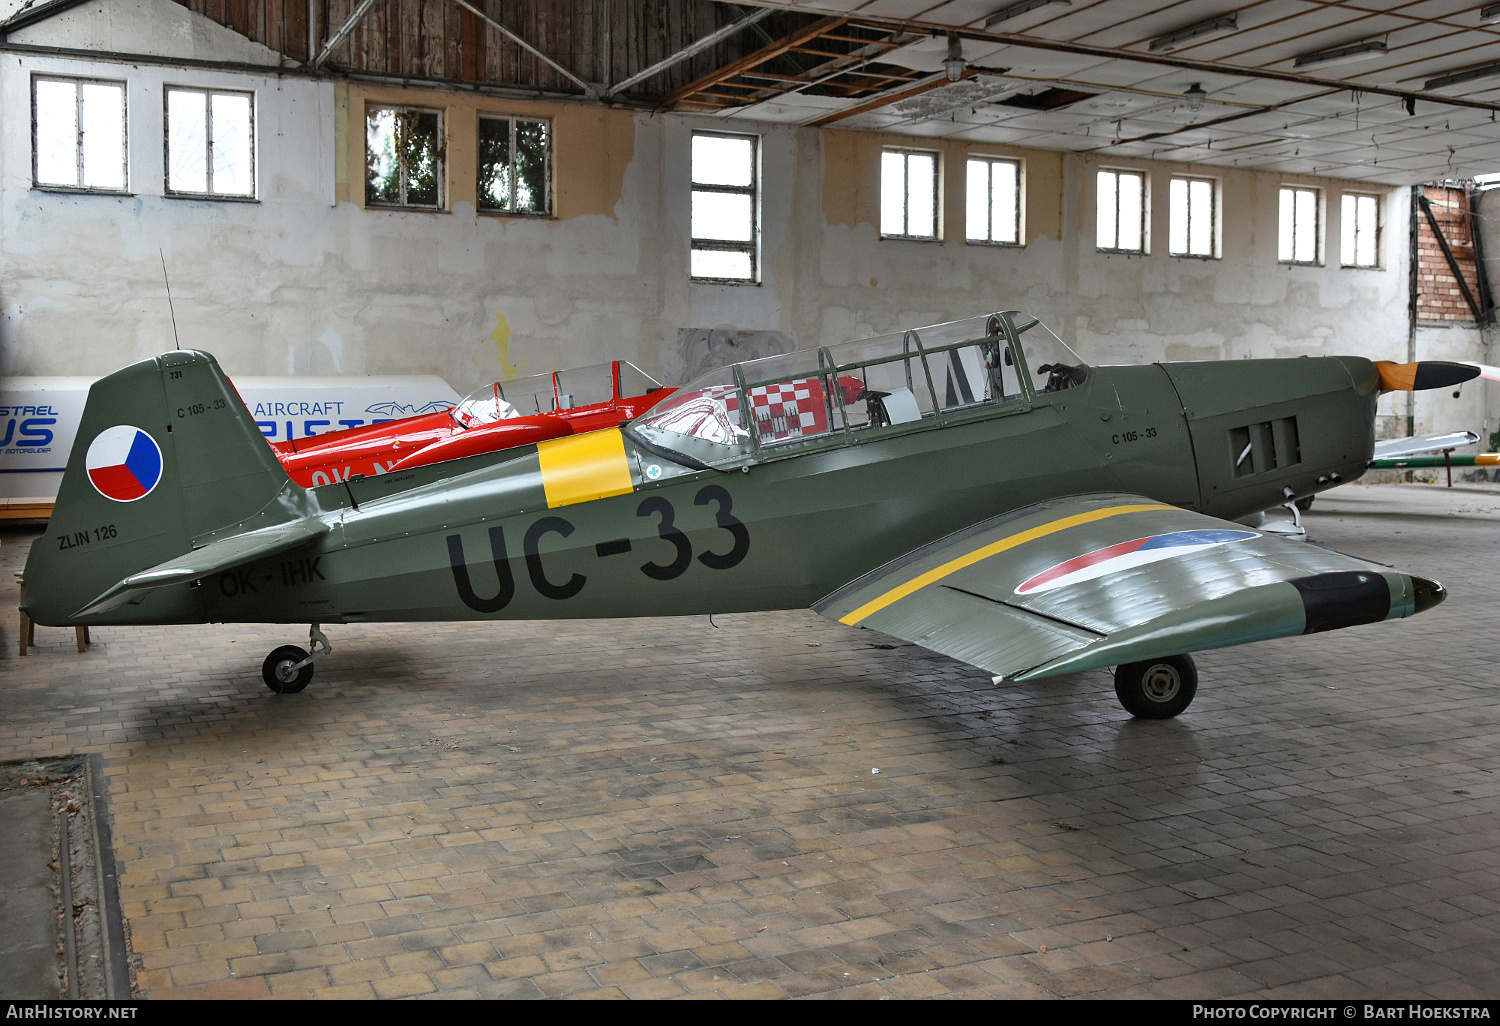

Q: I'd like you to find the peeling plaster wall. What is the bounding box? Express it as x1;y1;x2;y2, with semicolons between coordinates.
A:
0;0;1488;446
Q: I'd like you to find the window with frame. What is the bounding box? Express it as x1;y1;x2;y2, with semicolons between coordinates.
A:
366;105;443;209
1279;185;1321;264
165;86;254;198
479;115;550;216
1168;175;1216;258
32;75;127;192
1097;169;1146;253
690;131;758;282
1341;192;1379;268
966;156;1020;245
881;148;938;240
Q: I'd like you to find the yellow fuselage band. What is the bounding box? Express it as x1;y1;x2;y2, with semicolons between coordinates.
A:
537;429;634;508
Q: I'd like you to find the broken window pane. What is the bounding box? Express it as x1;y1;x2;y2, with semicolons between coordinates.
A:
33;76;125;191
366;105;442;209
479;116;549;215
691;131;757;282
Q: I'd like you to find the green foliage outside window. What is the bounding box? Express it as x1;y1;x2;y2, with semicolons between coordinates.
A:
366;107;442;208
479;116;549;215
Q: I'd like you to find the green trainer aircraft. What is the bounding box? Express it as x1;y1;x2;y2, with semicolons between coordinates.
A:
20;311;1475;718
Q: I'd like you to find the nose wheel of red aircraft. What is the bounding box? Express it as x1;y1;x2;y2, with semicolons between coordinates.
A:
261;625;333;694
1114;654;1197;719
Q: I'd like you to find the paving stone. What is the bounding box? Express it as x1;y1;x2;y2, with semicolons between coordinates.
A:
5;483;1500;999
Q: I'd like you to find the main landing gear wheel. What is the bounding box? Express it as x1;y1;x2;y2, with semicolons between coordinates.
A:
1114;654;1198;719
263;646;313;693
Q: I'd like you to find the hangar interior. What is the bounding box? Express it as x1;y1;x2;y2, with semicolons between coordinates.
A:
2;0;1498;439
3;0;1500;1002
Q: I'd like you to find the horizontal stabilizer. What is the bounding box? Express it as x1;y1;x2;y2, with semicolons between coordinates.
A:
1374;361;1480;392
74;518;328;618
1372;431;1479;460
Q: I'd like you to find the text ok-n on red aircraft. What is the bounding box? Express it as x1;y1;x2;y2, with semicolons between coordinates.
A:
22;312;1475;719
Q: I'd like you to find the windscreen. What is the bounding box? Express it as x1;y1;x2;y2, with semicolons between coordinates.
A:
451;382;519;429
634;367;749;453
618;361;663;399
1011;315;1088;393
554;362;614;409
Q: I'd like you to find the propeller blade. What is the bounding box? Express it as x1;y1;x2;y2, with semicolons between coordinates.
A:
1374;361;1481;392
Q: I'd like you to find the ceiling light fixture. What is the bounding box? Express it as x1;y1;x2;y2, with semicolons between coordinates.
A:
1294;39;1387;68
1424;60;1500;92
1482;4;1500;24
1149;13;1237;52
1183;83;1206;111
943;33;967;82
984;0;1070;30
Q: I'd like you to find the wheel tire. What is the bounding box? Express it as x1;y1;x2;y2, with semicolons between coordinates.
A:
262;645;313;694
1114;654;1197;719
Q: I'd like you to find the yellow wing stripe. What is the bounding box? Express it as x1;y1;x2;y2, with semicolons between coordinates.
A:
536;429;635;508
839;503;1177;626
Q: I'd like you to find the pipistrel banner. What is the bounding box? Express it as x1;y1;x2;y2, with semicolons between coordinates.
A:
2;375;458;502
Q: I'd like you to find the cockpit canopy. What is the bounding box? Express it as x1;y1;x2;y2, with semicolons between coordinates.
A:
452;360;662;429
630;311;1085;467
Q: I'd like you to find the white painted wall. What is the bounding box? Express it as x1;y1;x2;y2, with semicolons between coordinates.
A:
0;0;1489;448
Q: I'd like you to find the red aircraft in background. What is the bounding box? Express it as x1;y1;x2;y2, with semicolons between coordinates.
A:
272;361;674;487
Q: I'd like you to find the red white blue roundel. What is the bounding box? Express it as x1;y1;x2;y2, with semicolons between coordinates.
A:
1016;529;1258;595
85;425;163;502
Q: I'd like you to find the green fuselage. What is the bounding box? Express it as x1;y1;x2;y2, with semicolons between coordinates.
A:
33;354;1377;628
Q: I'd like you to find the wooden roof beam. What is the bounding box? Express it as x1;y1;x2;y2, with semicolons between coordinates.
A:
663;15;850;108
811;69;977;128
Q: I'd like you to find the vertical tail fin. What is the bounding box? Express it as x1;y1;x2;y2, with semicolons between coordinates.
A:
22;350;315;625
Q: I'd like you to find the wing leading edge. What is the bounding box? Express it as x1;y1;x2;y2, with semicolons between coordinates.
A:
813;493;1444;682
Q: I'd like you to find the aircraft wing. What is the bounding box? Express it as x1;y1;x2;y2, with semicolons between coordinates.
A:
74;518;329;618
813;493;1436;682
1372;431;1479;460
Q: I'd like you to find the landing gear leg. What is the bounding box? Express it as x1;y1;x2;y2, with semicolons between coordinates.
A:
261;624;333;694
1114;654;1198;719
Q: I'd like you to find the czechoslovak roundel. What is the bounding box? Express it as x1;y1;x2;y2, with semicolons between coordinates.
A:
85;425;163;502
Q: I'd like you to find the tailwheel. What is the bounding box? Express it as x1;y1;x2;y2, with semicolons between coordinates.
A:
1114;654;1197;719
261;624;333;694
263;645;313;693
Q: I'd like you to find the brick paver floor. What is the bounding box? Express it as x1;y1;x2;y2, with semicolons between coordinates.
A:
3;482;1498;999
